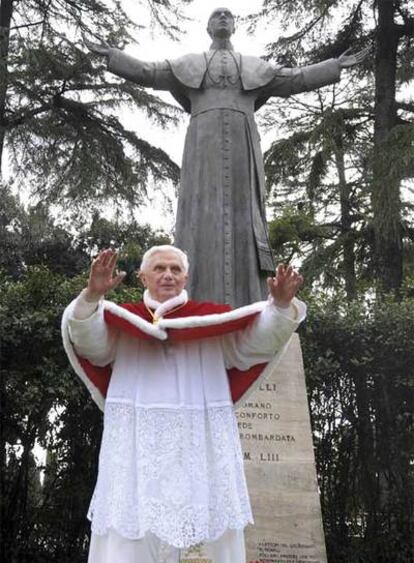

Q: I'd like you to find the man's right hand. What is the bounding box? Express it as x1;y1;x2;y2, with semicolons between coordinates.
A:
84;249;126;302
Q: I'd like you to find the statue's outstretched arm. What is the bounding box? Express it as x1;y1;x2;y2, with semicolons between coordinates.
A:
255;44;371;101
82;34;173;90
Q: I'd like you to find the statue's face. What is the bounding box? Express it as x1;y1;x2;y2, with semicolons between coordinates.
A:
207;7;235;39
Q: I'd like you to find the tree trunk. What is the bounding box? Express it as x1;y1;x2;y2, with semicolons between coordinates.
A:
352;371;380;555
372;0;402;291
0;0;13;176
334;126;357;300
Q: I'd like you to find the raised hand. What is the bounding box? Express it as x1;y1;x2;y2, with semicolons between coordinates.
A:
267;264;304;309
338;46;371;68
82;33;111;57
85;249;126;302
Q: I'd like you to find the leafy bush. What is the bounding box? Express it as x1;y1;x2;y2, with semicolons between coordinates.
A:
301;292;414;563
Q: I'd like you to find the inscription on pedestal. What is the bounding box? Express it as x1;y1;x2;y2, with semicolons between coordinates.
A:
236;334;327;563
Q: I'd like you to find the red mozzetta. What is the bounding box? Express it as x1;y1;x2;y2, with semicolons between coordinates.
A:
77;300;268;404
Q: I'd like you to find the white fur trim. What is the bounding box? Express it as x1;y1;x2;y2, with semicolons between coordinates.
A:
62;296;295;411
62;299;106;411
159;300;267;330
103;301;168;340
61;298;168;412
268;296;307;323
143;289;188;319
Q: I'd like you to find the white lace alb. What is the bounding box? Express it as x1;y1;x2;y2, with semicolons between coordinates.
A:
88;402;253;548
66;289;304;548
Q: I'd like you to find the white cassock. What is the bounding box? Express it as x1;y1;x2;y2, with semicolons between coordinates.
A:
63;289;306;563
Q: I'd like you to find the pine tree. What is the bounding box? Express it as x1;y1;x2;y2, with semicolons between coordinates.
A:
0;0;189;209
250;0;414;292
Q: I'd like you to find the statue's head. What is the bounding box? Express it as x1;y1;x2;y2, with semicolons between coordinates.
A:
207;7;235;39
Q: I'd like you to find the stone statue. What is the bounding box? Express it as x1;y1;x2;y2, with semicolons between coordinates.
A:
84;7;368;307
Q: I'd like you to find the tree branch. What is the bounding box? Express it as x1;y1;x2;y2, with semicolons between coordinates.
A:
396;102;414;114
10;20;45;31
6;93;92;128
395;20;414;37
284;15;326;44
52;94;91;119
64;82;130;92
275;5;332;46
6;104;52;127
395;2;414;33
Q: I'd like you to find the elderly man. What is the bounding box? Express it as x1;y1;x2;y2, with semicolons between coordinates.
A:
62;245;305;563
84;8;368;307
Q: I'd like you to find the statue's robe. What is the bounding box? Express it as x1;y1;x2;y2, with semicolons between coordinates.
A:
108;49;340;306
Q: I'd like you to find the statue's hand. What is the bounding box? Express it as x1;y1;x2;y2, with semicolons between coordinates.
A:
82;33;111;57
267;264;304;309
338;46;371;68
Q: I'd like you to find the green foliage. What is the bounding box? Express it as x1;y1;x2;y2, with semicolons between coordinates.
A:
2;0;186;210
0;200;168;560
263;81;413;293
0;183;90;278
0;183;171;282
269;207;324;260
301;291;414;562
0;264;146;562
255;0;414;293
0;266;96;562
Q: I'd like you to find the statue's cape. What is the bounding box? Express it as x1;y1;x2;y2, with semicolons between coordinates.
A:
167;53;278;112
62;299;280;411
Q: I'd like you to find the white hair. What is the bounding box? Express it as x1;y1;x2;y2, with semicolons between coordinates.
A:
140;245;189;274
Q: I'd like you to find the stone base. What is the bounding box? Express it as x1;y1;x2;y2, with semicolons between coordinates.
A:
236;334;327;563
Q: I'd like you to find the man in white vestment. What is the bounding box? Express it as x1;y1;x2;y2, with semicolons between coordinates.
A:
62;245;306;563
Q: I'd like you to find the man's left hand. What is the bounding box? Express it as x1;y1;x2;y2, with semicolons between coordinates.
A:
267;264;304;309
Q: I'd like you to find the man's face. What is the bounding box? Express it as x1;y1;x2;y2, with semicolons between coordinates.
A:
207;7;235;39
139;251;188;303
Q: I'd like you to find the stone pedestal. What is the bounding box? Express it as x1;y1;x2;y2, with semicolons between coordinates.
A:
236;334;327;563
